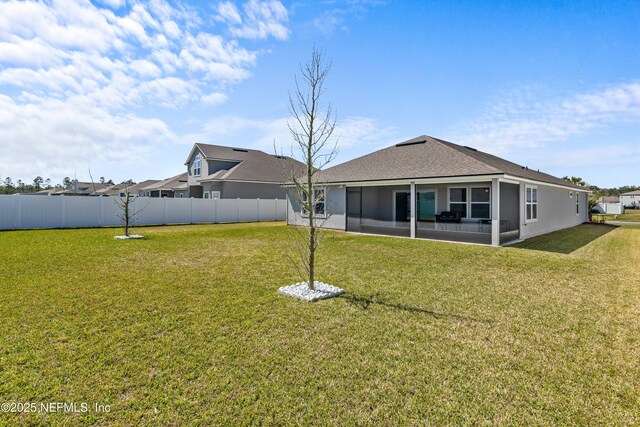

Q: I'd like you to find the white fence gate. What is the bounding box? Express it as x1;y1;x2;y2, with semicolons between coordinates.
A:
0;195;287;231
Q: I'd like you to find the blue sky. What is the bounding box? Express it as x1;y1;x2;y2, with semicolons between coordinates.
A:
1;0;639;187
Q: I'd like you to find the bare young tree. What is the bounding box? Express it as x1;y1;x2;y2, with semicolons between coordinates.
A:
114;184;144;237
281;47;339;291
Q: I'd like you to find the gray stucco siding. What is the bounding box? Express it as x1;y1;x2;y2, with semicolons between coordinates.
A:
519;183;588;239
186;148;207;186
202;182;222;196
287;186;346;230
221;181;288;199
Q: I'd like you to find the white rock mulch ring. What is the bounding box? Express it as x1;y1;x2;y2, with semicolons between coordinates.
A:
278;281;344;302
114;235;144;240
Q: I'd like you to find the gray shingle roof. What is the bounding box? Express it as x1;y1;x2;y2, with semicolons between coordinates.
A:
621;190;640;196
141;173;187;191
191;144;306;183
92;179;160;196
313;135;585;189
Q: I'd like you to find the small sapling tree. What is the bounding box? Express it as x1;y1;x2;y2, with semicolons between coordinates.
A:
280;47;339;291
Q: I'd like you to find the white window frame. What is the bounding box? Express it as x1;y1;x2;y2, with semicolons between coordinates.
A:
447;186;469;219
469;186;491;220
446;185;491;220
301;187;326;217
525;185;538;223
569;191;573;198
211;191;220;199
203;191;210;199
193;153;201;176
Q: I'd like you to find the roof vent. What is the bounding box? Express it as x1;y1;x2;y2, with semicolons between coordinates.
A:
232;148;248;152
463;146;477;151
396;139;426;147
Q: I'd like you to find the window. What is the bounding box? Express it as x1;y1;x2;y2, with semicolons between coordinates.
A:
301;188;326;216
525;185;538;222
203;191;210;199
448;187;467;218
470;187;491;219
576;192;580;215
211;191;220;199
193;154;201;176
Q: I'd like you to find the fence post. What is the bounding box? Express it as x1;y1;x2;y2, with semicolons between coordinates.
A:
256;198;260;222
60;195;65;229
237;198;240;222
190;197;193;224
15;196;21;230
98;196;102;227
213;198;217;223
164;197;167;225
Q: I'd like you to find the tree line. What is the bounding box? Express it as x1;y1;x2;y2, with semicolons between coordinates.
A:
561;176;639;197
0;176;135;194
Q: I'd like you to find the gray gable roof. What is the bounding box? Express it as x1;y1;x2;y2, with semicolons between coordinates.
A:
92;179;160;196
314;135;585;189
141;173;188;191
190;143;306;183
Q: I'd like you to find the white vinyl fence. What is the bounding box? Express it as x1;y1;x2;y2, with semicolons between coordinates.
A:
594;202;624;215
0;195;286;231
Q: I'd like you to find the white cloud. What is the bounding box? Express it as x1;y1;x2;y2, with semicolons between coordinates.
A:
338;116;395;148
99;0;126;9
455;82;640;155
312;0;384;36
0;94;175;178
201;92;229;105
217;2;242;24
182;115;395;167
0;0;289;181
216;0;289;40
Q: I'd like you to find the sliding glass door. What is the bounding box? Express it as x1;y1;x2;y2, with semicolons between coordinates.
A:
417;191;436;221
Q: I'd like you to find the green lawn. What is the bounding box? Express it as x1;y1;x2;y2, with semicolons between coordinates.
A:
1;222;639;425
596;209;640;222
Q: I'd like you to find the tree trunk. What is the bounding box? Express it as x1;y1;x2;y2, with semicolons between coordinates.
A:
308;211;315;290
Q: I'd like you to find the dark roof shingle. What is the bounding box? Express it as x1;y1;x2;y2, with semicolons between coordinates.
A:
313;135;585;189
193;144;306;183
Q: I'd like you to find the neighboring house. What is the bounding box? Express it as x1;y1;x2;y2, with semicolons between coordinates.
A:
33;181;111;196
593;196;623;214
287;135;590;246
139;173;188;198
184;144;305;199
620;190;640;208
91;180;161;197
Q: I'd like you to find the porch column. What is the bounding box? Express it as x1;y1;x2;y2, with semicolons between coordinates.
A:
410;182;416;238
491;178;500;246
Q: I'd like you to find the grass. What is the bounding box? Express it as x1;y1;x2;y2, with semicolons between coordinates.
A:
596;210;640;222
1;222;639;425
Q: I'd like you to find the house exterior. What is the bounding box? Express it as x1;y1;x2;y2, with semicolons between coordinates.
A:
620;190;640;208
36;181;111;196
184;144;305;199
287;135;590;246
139;173;188;198
91;180;160;197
